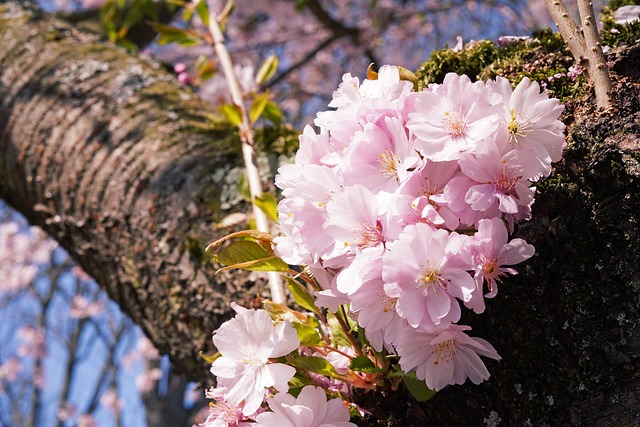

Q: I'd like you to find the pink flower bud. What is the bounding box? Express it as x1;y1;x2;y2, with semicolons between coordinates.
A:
178;72;191;85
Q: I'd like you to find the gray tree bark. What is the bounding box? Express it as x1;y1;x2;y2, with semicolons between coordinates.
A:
2;3;640;426
0;2;264;383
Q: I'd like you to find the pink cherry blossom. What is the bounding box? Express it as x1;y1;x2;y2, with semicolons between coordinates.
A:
210;303;300;416
488;76;565;176
323;185;389;260
396;325;501;391
69;295;105;319
309;265;351;313
254;385;356;427
195;387;251;427
456;140;539;215
100;389;123;412
272;68;566;394
347;264;408;352
57;402;77;421
466;218;535;313
275;163;343;265
0;222;57;293
392;159;461;230
0;358;21;382
16;326;46;359
383;224;475;331
407;73;500;161
340;117;421;193
135;367;163;393
77;415;97;427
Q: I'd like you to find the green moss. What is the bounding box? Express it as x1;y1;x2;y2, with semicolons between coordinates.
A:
415;29;587;103
417;40;499;87
254;125;300;156
601;0;640;47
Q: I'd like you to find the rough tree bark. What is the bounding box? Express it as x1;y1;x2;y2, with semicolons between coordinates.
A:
2;3;640;426
0;2;267;382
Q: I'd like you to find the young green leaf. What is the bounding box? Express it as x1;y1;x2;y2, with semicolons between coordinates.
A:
249;92;270;123
148;22;201;46
349;355;383;373
217;0;235;27
195;0;210;26
253;192;278;222
291;322;323;346
284;277;318;314
289;356;338;378
213;240;289;272
220;103;243;127
400;371;435;402
256;54;279;85
205;229;274;255
262;100;283;125
326;311;354;348
195;55;217;81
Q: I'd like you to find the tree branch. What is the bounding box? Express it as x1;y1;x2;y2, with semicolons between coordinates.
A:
0;2;262;383
544;0;612;109
576;0;613;109
208;8;285;304
265;34;340;89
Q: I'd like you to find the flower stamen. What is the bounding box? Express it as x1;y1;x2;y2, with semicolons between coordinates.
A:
442;111;469;140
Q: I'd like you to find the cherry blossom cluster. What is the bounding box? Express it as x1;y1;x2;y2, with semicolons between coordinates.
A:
198;303;356;426
202;66;565;425
274;67;564;386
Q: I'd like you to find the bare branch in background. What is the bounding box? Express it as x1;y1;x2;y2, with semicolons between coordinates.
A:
544;0;612;109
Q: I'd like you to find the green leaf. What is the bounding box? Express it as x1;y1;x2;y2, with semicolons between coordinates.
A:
253;192;278;222
213;240;289;272
401;372;435;402
255;54;278;85
289;374;313;389
292;322;323;346
284;277;318;314
205;229;274;254
349;356;383;373
289;356;337;378
288;374;313;397
217;0;235;27
195;55;216;81
195;0;210;26
220;103;243;127
149;22;201;46
262;100;283;125
327;311;354;348
182;3;194;21
142;0;160;21
249;92;270;123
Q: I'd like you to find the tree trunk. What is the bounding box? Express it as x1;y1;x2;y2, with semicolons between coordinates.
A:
2;3;640;426
0;2;264;383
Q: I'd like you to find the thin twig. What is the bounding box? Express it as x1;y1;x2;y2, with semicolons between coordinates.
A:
208;6;285;304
